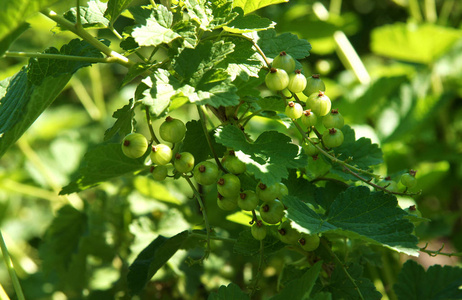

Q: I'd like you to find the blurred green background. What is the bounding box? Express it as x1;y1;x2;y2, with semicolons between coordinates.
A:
0;0;461;299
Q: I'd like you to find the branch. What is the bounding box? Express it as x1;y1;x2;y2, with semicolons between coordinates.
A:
420;243;462;257
197;105;226;172
4;51;118;63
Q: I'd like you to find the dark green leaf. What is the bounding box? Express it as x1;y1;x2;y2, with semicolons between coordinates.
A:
127;231;189;295
120;63;153;87
255;29;311;60
208;283;250;300
171;20;198;49
105;0;134;22
223;7;275;33
255;95;286;112
60;143;147;194
233;229;285;256
285;187;419;255
0;22;29;56
394;260;462;300
104;99;136;141
215;125;307;185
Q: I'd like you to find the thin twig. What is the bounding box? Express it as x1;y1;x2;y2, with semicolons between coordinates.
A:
197;106;226;172
145;106;161;144
0;231;25;300
249;240;265;297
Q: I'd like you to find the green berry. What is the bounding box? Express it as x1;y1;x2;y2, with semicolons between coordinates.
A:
272;51;296;74
259;199;285;224
193;161;219;185
173;152;195;173
150;144;173;165
285;101;303;119
265;68;289;91
302;138;320;156
217;173;241;198
301;109;318;128
217;193;238;211
307;91;331;117
122;133;148;159
150;165;168;181
322;109;344;129
287;70;307;93
251;220;267;240
238;190;259;211
278;220;300;244
322;128;344;148
298;233;320;251
276;182;289;199
159;116;186;143
378;177;399;193
401;170;417;188
222;151;246;175
256;182;279;202
303;74;326;97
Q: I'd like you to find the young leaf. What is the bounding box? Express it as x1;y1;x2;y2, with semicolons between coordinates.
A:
127;231;190;295
233;0;288;15
104;99;136;141
139;69;178;117
285;187;420;256
214;125;307;186
208;283;250;300
184;0;238;31
394;260;462;300
233;229;285;256
269;261;322;300
60;143;147;194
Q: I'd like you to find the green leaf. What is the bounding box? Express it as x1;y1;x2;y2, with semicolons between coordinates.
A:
184;0;238;31
60;143;147;194
327;125;383;181
394;260;462;300
132;11;181;46
140;69;177;116
371;23;462;64
180;120;226;163
223;7;276;33
255;95;286;113
171;20;198;49
105;0;134;22
127;231;189;295
63;0;109;29
0;0;61;42
233;229;285;256
104;99;136;141
270;261;323;300
233;0;288;15
0;22;29;56
120;63;154;87
215;125;307;186
285;187;419;256
208;283;250;300
252;29;312;60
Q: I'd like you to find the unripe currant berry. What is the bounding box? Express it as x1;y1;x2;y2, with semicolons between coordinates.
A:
302;138;320;156
276;182;289;199
222;150;246;175
401;170;417;188
265;68;289;91
322;128;344;148
193;161;219;185
301;109;318;128
150;144;173;165
217;173;241;198
238;190;259;211
322;109;344;129
256;181;279;202
272;51;296;74
278;220;300;244
173;152;195;173
298;233;320;251
307;91;331;117
122;133;148;159
285;101;303;119
378;176;399;193
259;199;285;224
159;116;186;143
303;74;326;97
150;165;168;181
217;193;238;211
251;220;267;240
287;70;307;93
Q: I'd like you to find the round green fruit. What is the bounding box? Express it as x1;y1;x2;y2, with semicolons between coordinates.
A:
322;109;344;129
238;190;259;211
301;109;318;128
150;144;173;165
378;177;399;193
303;74;326;97
265;68;289;91
217;193;238;211
285;101;303;119
159;116;186;143
193;161;219;185
278;220;300;244
259;199;285;224
272;51;296;74
173;152;195;173
251;220;267;240
302;138;320;156
256;182;279;202
122;133;148;159
298;233;320;251
276;182;289;199
401;170;417;188
307;91;331;117
287;70;307;93
150;165;168;181
217;173;241;198
322;128;344;148
222;151;246;175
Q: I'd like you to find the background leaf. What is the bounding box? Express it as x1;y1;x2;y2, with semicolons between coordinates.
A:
208;283;250;300
233;0;288;15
